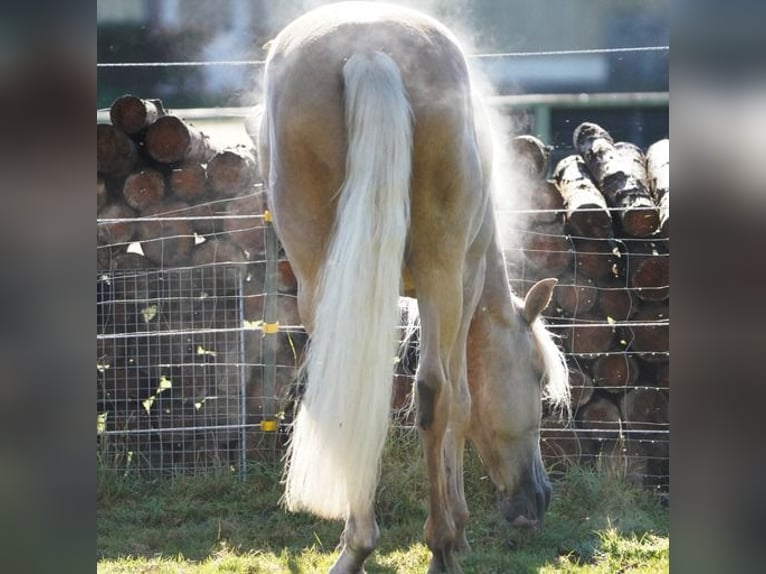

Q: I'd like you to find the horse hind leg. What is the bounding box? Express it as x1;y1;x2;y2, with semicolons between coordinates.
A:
330;509;379;574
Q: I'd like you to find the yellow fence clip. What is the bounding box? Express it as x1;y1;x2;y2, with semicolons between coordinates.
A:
263;209;273;223
260;419;278;432
262;321;280;335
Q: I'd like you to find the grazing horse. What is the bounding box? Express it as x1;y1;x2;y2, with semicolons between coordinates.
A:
256;2;569;572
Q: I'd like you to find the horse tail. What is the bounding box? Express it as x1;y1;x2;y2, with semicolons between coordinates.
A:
284;51;413;519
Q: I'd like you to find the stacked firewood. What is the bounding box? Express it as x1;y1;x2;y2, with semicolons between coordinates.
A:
97;95;302;469
505;125;669;487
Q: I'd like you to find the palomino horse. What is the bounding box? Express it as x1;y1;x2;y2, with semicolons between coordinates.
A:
256;2;569;572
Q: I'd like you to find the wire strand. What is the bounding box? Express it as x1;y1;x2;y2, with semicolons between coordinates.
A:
96;45;669;68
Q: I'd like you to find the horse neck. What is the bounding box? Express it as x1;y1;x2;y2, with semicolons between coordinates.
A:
476;233;519;325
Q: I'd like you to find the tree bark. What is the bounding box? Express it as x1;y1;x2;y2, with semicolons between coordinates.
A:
646;138;669;236
145;115;219;165
97;123;139;177
206;146;259;198
553;154;613;238
574;123;660;237
109;95;166;136
123;168;166;211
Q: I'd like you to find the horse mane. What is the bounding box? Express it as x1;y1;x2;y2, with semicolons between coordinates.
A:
529;315;571;419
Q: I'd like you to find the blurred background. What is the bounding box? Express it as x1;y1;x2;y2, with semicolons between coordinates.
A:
97;0;668;150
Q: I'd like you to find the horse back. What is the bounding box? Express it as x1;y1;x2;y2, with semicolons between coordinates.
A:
264;1;492;285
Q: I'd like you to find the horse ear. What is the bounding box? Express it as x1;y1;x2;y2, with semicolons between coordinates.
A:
523;278;558;324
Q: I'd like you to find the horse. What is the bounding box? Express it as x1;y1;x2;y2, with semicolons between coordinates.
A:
255;2;569;572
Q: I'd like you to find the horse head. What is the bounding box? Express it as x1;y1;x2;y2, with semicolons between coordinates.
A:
468;277;570;531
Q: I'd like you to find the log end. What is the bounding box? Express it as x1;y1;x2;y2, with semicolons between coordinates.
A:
145;116;191;164
621;203;661;238
109;95;151;135
510;135;550;179
573;122;613;154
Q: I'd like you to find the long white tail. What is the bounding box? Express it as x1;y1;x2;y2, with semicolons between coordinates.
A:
284;51;413;519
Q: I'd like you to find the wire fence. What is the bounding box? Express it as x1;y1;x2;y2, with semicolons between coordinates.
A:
96;44;668;488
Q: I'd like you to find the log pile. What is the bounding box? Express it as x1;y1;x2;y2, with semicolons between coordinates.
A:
503;126;669;487
97;95;302;470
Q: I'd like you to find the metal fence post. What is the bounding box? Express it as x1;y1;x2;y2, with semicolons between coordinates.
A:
261;210;280;453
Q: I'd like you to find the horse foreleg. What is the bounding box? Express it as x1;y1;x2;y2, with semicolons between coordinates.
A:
330;509;379;574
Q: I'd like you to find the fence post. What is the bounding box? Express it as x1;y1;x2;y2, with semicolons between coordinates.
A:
261;210;280;453
238;266;248;478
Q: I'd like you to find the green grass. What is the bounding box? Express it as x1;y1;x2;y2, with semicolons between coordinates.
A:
98;429;668;573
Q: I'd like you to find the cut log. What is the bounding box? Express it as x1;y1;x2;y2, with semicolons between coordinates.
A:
190;238;248;295
169;162;208;203
110;251;155;270
622;302;669;362
97;203;137;246
656;362;669;389
510;134;549;179
627;240;670;302
123;168;166;211
244;292;303;327
560;311;616;355
97;123;139;177
223;193;268;258
593;353;640;395
568;368;595;410
529;180;565;225
554;272;598;318
553;154;613;238
573;123;660;237
145;115;219;165
519;221;573;278
577;396;622;435
646;139;669;236
109;95;166;136
183;202;220;237
596;275;637;321
97;175;109;212
206;146;258;198
137;200;195;267
572;238;622;281
620;387;668;432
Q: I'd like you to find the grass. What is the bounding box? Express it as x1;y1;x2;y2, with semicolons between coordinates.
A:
97;428;668;573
